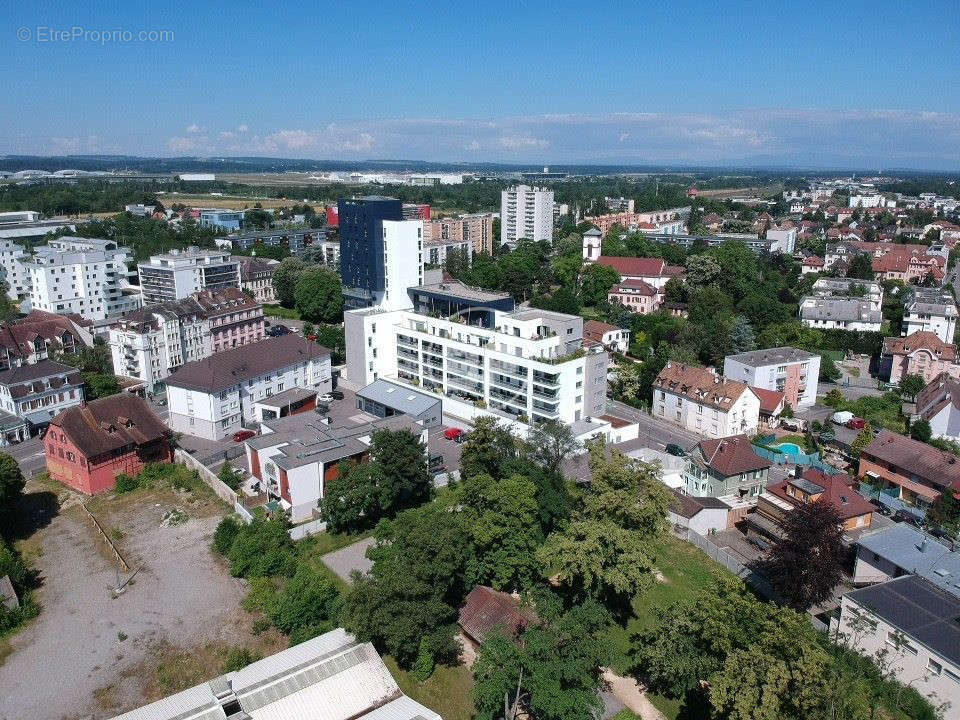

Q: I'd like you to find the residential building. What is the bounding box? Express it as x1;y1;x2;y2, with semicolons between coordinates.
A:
219;228;337;260
915;372;960;440
684;434;772;500
858;428;960;510
0;210;39;224
355;378;442;427
402;202;431;220
749;468;874;540
764;226;797;253
459;585;537;651
604;197;635;213
582;228;602;262
880;331;960;384
23;237;136;321
903;287;958;343
345;304;609;425
107;628;442;720
653;362;761;438
810;277;884;310
109;289;264;391
751;386;786;428
44;395;170;494
826;241;946;284
424;213;495;256
124;203;155;217
424;234;473;268
608;278;662;314
836;576;960;720
799;296;883;331
137;247;241;303
0;238;31;300
0;360;84;433
800;255;825;274
407;281;514;326
591;255;686;289
585;209;686;235
165;334;332;440
236;257;278;303
0;310;91;370
723;346;820;409
500;185;554;247
339;196;423;310
852;523;960;593
668;491;732;534
246;411;427;522
198;209;243;230
848;193;885;208
582;319;630;353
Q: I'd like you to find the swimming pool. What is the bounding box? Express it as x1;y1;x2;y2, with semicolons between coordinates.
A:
775;442;804;456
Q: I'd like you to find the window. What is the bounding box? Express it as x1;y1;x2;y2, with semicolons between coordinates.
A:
927;659;942;676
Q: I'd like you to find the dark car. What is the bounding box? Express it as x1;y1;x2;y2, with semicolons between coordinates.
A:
233;429;256;442
428;453;445;471
331;390;344;400
269;324;290;337
869;499;892;516
664;443;686;457
314;403;330;415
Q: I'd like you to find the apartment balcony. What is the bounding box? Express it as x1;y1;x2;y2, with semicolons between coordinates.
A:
422;353;443;369
532;398;559;414
397;333;418;348
490;360;528;379
532;371;561;389
423;367;444;381
532;384;559;400
490;386;528;410
489;399;526;419
446;373;483;395
489;372;527;393
397;346;419;361
447;349;483;367
397;357;420;373
446;360;483;381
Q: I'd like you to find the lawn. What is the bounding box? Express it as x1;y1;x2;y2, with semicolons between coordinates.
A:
384;656;475;720
263;305;301;320
605;533;725;674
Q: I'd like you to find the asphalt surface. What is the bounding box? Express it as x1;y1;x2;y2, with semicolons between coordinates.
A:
605;398;700;450
5;436;46;478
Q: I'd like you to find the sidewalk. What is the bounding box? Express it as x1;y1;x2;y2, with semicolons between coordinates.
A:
601;669;667;720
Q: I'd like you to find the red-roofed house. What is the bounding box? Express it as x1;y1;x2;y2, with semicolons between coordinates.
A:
858;429;960;510
608;278;662;314
684;434;772;499
750;386;786;427
750;468;874;539
582;320;630;353
593;256;685;290
800;255;825;275
880;330;960;384
458;586;537;651
653;363;761;438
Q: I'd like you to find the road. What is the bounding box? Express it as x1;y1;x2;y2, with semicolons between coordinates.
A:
606;398;699;450
5;436;47;477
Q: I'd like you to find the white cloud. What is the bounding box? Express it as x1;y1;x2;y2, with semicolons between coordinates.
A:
495;135;549;150
237;124;249;133
186;123;205;134
167;136;199;152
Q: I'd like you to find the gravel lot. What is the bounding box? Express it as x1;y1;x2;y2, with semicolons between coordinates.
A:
0;485;258;720
321;537;376;583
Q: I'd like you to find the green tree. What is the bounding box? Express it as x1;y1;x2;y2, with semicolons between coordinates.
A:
824;388;846;408
847;253;875;280
525;419;581;477
579;263;620;306
342;502;475;668
369;429;432;514
910;418;932;443
0;453;25;524
926;489;960;538
851;423;875;457
271;257;306;308
459;473;542;591
727;315;756;354
294;267;343;323
319;461;383;533
267;565;341;644
244;208;273;230
899;373;927;401
459;416;518;480
684;254;722;286
473;595;611;720
763;500;845;611
218;462;243;491
227;513;297;578
212;516;242;555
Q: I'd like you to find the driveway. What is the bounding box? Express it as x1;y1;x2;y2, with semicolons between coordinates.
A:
321;537;375;583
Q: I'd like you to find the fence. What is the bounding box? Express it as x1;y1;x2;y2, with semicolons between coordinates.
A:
858;482;925;520
173;448;239;507
683;528;781;603
752;436;835;473
289;519;327;540
80;503;130;572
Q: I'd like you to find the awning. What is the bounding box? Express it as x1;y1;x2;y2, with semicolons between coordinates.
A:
25;410;52;426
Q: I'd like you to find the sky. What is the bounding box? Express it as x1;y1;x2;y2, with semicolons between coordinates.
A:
2;0;960;170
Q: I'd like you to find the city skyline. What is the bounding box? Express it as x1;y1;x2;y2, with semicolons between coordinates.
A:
2;1;960;169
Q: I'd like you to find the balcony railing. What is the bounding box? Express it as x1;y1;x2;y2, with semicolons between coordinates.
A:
446;373;484;394
489;373;527;392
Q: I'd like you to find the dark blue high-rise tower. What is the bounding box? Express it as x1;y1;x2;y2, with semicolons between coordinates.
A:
338;196;403;309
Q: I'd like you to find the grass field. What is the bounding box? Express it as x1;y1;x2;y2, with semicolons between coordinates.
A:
263;305;301;320
385;657;475;720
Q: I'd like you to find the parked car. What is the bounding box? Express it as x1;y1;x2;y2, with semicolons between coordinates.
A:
455;431;470;444
443;427;465;441
331;390;344;400
318;393;334;403
314;403;329;415
869;499;892;516
893;510;923;527
926;526;956;543
233;429;256;442
664;443;686;457
428;453;445;471
269;324;290;337
846;417;867;430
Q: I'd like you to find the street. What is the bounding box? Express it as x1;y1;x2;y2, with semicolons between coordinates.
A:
606;398;700;451
5;436;47;478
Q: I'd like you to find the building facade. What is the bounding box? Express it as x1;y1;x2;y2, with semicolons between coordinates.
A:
858;429;960;510
500;185;554;247
0;311;91;370
915;372;960;440
903;287;958;344
23;237;136;321
44;394;171;494
236;257;278;304
0;360;84;432
653;362;761;438
198;209;243;230
137;247;241;303
880;331;960;385
165;334;332;440
684;434;771;500
723;347;820;409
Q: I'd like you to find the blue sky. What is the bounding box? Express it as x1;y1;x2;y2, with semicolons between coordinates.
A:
3;0;960;169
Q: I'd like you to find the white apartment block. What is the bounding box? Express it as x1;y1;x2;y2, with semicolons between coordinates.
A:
165;334;332;440
723;347;820;409
22;237;136;321
800;296;883;331
500;185;554;247
0;239;31;300
380;220;424;312
653;362;761;438
137;246;240;303
345;306;608;425
848;193;885;208
903;288;958;344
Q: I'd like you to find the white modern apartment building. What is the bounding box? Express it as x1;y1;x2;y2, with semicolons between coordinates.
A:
379;220;424;311
22;237;137;321
723;347;820;409
0;239;31;300
165;334;332;440
903;287;958;344
653;362;761;438
810;277;884;311
137;246;241;303
345;305;608;425
500;185;554;247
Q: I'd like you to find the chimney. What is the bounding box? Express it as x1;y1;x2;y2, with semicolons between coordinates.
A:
919;537;928;553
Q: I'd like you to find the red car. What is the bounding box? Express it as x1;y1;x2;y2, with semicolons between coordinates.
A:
443;427;465;441
846;418;866;430
233;429;256;442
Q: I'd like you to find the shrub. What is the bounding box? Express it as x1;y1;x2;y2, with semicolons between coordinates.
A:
267;565;341;642
212;516;242;555
222;647;260;673
227;513;296;579
113;473;140;493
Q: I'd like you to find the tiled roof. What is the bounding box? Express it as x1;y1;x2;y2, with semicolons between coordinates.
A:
166;335;330;393
458;586;537;644
696;434;772;477
767;469;874;521
861;429;960;490
594;256;684;279
882;331;956;361
582;320;621;343
654;362;751;412
916;372;960;422
0;360;78;386
50;395;168;459
0;311;86;360
610;278;657;295
750;386;786;414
